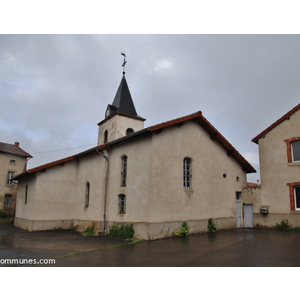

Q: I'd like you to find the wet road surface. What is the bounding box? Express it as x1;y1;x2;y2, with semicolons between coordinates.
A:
1;221;300;267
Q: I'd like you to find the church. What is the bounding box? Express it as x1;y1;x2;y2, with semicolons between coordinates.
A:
14;68;256;240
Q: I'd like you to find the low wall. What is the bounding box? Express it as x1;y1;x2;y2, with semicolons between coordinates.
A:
14;217;101;233
254;212;300;228
15;217;237;240
131;217;236;240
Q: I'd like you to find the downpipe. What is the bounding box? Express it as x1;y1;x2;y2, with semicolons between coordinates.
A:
96;148;109;235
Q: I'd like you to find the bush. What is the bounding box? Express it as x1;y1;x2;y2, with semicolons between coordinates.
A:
0;210;7;218
82;225;97;236
275;219;290;230
208;218;217;233
108;223;135;239
172;221;189;237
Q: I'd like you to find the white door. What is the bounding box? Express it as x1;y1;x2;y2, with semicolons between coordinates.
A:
244;204;253;227
236;192;241;227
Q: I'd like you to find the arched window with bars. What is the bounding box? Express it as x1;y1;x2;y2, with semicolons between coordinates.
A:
183;157;192;189
104;130;108;143
119;194;126;214
121;155;127;187
85;181;90;208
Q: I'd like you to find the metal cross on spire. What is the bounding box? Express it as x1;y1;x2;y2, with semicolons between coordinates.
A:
121;52;127;74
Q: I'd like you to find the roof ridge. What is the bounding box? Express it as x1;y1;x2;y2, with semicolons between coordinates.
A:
150;111;202;131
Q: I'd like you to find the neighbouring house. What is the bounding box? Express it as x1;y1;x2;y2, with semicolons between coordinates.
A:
249;103;300;227
0;142;32;217
14;73;256;240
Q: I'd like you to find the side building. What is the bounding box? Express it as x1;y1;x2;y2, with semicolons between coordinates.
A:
0;142;32;217
251;103;300;227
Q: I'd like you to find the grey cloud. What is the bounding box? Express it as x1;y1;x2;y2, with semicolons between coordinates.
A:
1;34;300;182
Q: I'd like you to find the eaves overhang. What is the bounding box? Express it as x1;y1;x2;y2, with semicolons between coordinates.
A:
252;103;300;144
14;110;256;180
97;111;146;126
195;113;256;174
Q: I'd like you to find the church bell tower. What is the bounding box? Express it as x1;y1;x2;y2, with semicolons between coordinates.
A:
97;54;145;145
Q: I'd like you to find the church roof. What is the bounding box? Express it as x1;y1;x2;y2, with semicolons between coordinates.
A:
0;141;32;158
252;103;300;144
14;110;256;179
107;111;256;173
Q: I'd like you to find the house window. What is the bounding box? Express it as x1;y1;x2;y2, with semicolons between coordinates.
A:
294;186;300;210
126;128;134;135
9;159;16;165
292;141;300;162
287;182;300;210
121;155;127;187
4;194;12;209
104;130;108;143
7;171;15;184
25;184;28;204
119;194;126;214
85;182;90;208
284;137;300;163
183;157;192;189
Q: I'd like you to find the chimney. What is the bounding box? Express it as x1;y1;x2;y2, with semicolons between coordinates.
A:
14;142;20;148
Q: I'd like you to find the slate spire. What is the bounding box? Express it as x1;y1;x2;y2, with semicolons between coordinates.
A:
105;56;145;121
104;53;145;121
111;74;138;117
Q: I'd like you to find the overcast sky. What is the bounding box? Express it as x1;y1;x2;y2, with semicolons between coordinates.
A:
1;34;300;182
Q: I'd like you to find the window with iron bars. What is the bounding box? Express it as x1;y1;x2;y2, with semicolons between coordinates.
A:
4;194;12;209
183;157;192;189
7;171;15;185
121;156;127;187
119;194;126;214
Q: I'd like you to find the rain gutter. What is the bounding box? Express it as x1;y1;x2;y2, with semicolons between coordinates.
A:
96;147;109;235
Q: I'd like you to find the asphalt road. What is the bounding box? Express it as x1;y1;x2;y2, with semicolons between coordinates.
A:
1;221;300;267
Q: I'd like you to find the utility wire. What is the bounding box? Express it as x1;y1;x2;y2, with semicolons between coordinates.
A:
30;144;96;154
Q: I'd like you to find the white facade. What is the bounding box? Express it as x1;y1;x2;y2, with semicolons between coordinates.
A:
14;74;256;239
15;111;255;239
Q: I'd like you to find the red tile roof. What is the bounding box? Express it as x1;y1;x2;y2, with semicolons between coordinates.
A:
106;111;255;173
15;110;256;179
0;142;32;158
150;111;202;131
28;155;75;173
252;103;300;144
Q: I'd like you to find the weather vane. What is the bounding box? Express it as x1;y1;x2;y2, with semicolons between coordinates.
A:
121;52;127;74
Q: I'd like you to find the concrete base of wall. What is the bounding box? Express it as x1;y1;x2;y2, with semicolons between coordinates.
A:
254;213;300;228
14;217;101;233
15;217;236;240
108;217;236;240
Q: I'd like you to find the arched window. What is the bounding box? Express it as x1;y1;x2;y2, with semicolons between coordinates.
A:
183;158;192;189
119;194;126;214
121;156;127;187
104;130;108;143
85;181;90;208
126;128;134;136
